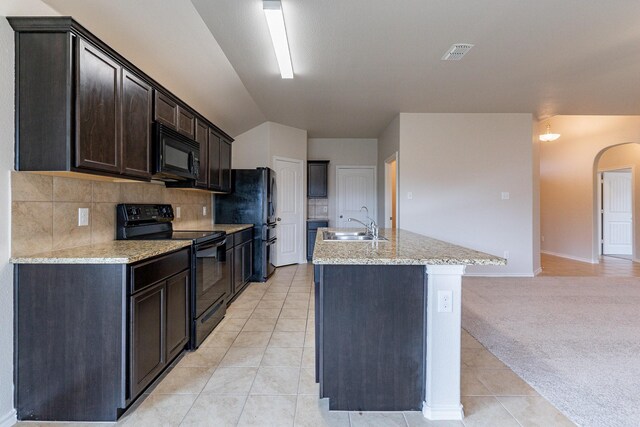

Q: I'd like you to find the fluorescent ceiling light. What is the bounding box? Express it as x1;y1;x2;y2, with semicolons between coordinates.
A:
263;0;294;79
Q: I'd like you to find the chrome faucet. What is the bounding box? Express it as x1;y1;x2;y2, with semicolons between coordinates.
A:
347;206;379;239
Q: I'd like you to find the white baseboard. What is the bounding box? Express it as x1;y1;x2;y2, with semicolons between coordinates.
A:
541;250;596;264
464;272;535;278
422;403;464;420
0;409;16;427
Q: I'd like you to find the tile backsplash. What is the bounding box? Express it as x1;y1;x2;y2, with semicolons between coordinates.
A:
308;198;329;219
11;172;213;256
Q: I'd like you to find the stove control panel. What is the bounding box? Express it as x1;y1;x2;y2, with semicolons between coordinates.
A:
117;203;174;223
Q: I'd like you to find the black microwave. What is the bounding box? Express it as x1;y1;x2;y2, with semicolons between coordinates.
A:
153;123;200;181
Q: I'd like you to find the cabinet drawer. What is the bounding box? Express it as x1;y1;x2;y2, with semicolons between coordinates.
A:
234;228;253;246
130;248;190;293
307;220;328;231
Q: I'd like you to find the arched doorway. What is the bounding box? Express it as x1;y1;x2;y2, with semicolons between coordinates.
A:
593;143;640;262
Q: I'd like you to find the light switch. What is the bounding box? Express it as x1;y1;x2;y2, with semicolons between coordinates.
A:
202;206;207;216
501;192;510;200
78;208;89;227
176;206;181;218
407;192;413;200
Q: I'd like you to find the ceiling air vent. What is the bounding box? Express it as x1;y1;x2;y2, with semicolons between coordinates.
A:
441;43;474;61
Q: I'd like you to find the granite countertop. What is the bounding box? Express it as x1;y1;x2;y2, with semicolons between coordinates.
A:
205;224;253;233
312;228;506;266
10;240;192;265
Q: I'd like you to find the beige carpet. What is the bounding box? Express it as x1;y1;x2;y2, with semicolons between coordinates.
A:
462;276;640;427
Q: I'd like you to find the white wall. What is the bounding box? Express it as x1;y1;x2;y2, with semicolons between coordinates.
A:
540;116;640;262
231;122;269;169
307;138;378;226
399;113;536;276
0;16;16;427
377;116;400;225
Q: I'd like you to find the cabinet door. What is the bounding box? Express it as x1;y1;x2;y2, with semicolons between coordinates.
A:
242;241;253;284
195;118;209;188
76;39;121;173
208;129;221;190
130;282;165;398
154;91;178;128
166;270;190;362
233;243;243;294
177;106;195;139
121;70;152;178
308;161;329;198
307;230;317;261
220;139;232;193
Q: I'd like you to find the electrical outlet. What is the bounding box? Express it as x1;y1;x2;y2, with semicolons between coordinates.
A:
437;290;452;313
322;206;328;213
78;208;89;227
504;251;509;259
176;206;181;218
202;206;207;216
407;192;413;200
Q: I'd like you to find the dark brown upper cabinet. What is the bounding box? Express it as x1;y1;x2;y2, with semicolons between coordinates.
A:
208;129;222;191
154;91;195;139
220;138;232;193
121;70;153;178
177;107;195;139
153;91;178;128
10;17;232;187
195;118;209;188
11;18;153;180
76;39;122;174
308;160;330;198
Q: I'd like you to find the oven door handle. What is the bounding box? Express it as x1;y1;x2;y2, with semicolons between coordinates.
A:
197;238;227;252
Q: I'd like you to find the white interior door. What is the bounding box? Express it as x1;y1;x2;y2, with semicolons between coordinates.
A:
336;166;376;228
603;171;633;255
273;156;303;266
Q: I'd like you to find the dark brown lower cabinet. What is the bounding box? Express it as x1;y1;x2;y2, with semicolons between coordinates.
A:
130;282;165;398
227;229;254;305
317;264;427;411
166;270;190;361
15;248;190;422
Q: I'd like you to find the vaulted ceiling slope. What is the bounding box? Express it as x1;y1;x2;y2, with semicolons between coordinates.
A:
29;0;266;137
4;1;640;138
194;0;640;137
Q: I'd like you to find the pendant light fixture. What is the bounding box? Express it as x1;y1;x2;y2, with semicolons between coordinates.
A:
263;0;294;79
539;124;560;142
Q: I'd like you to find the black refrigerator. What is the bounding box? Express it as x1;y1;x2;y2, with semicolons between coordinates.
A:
215;168;277;282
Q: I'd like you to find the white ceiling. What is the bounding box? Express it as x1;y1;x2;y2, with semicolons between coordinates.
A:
193;0;640;137
5;1;640;138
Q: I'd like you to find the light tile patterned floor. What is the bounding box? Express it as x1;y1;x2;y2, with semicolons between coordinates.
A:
17;263;574;426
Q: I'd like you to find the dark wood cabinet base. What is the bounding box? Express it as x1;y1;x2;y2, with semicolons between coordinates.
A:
317;264;427;411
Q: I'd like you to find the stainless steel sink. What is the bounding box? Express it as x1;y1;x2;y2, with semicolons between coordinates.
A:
322;231;388;241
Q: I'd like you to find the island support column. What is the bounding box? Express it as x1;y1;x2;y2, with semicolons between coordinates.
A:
423;264;466;420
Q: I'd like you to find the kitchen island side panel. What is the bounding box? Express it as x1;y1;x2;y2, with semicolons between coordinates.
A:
15;264;126;421
319;264;426;411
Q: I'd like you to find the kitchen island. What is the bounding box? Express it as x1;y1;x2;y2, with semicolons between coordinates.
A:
312;228;505;420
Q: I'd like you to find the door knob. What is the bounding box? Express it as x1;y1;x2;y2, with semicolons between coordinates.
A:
277;217;281;221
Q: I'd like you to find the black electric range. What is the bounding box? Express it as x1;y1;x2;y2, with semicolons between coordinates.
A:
116;203;229;349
